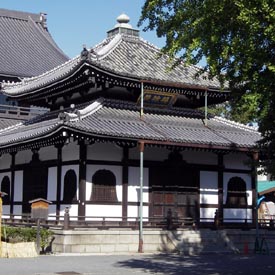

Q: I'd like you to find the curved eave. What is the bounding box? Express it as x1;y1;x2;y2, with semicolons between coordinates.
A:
0;121;257;155
2;63;230;108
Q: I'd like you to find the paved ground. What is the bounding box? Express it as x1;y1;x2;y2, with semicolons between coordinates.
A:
0;253;274;275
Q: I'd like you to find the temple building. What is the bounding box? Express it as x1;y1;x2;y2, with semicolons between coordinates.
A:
0;8;68;133
0;14;261;228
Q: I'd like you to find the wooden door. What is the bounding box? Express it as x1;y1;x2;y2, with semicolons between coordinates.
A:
149;165;199;220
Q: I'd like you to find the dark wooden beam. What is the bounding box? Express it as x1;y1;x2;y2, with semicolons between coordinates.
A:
122;147;129;221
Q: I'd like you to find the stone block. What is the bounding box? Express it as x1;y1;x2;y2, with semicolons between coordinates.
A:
1;242;38;258
100;245;115;253
71;244;86;253
85;245;101;253
114;244;129;252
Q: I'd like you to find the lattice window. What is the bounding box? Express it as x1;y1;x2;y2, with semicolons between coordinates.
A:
1;176;10;204
90;169;118;202
226;177;247;207
63;169;77;203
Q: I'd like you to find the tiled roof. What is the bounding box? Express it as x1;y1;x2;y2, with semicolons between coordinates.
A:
92;34;222;89
0;8;69;78
2;27;227;97
0;117;23;130
0;99;260;151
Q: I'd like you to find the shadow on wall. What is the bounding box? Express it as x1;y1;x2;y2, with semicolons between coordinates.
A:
158;229;239;255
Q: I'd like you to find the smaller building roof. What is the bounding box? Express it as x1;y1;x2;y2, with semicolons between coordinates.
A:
0;8;69;78
258;180;275;195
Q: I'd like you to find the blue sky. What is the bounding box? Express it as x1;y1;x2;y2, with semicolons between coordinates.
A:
0;0;164;58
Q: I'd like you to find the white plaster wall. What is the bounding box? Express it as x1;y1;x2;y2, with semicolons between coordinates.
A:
85;205;122;219
61;165;79;200
0;154;11;169
129;146;170;161
128;205;149;220
39;146;57;161
13;205;22;216
14;170;23;201
128;167;149;203
47;167;57;201
2;205;10;215
48;205;57;218
15;150;32;165
200;171;218;204
223;173;252;205
200;208;217;222
223;208;253;223
86;165;122;202
62;142;79;161
87;143;122;161
224;153;250;170
60;204;78;220
182;151;217;165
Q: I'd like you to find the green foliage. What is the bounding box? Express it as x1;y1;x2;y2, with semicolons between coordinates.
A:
139;0;275;175
1;226;54;250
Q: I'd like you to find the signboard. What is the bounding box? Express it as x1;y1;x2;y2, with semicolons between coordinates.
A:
137;90;177;108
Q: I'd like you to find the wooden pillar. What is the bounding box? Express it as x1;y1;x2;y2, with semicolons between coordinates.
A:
122;147;129;221
217;153;224;222
55;145;63;219
10;152;16;216
78;141;87;219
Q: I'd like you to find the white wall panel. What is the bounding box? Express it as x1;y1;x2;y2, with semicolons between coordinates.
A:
60;204;78;220
128;205;149;220
48;205;57;218
13;205;22;216
223;208;252;223
200;208;217;222
14;170;23;201
62;142;79;161
87;143;122;161
0;154;11;169
15;150;32;165
200;171;218;204
128;167;149;203
224;153;250;169
85;205;122;219
47;167;57;201
39;146;57;161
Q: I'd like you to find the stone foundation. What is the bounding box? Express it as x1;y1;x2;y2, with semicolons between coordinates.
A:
0;242;38;258
52;228;275;255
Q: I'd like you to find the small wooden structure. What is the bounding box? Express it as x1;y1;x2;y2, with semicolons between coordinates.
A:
29;198;52;220
29;198;52;253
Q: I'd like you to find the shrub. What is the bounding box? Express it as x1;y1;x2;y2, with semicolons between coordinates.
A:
1;226;54;251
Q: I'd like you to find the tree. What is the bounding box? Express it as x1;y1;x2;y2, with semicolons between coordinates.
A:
139;0;275;176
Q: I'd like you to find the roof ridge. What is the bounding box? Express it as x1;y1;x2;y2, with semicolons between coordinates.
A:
2;56;81;90
60;98;104;122
28;16;69;59
213;116;259;133
93;34;123;60
0;8;40;22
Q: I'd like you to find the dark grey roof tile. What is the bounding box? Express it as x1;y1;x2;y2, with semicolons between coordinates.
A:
0;8;68;78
